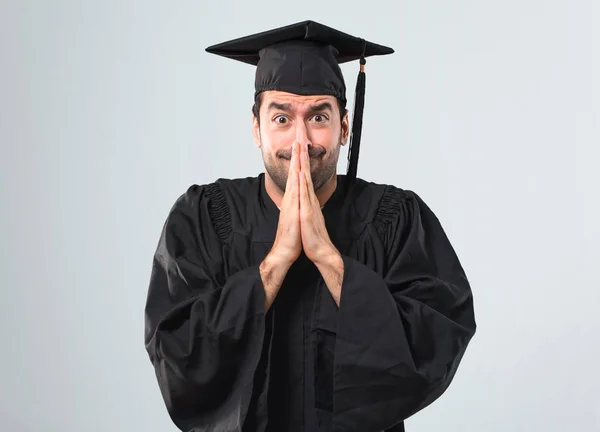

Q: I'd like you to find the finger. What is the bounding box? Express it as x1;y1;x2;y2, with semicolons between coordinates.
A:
302;141;309;169
291;168;300;207
299;169;311;213
299;140;307;175
283;166;299;210
298;142;312;188
289;141;296;173
283;143;296;195
296;139;302;171
299;143;318;206
290;140;301;174
285;142;299;190
298;172;307;223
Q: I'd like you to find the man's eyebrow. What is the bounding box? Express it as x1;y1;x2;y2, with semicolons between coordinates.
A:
307;102;334;115
266;101;334;114
267;102;292;112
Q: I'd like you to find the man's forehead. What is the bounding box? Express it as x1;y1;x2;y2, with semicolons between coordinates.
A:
262;91;336;109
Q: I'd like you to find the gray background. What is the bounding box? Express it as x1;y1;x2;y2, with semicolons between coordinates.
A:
1;0;598;431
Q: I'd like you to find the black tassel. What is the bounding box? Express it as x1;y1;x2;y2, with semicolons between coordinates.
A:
346;41;367;182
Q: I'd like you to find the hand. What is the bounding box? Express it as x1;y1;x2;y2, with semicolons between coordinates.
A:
298;142;338;265
269;141;302;267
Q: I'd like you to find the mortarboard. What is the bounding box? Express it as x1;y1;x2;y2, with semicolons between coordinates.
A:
205;20;394;181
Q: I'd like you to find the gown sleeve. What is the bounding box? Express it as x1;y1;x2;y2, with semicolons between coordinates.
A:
144;184;267;432
332;187;477;432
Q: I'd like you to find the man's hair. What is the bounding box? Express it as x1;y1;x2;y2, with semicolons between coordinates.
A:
252;93;348;124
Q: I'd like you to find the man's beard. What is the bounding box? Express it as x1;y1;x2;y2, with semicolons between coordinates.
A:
264;143;341;193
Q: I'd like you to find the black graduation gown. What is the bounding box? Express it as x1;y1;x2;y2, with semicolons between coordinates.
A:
144;173;476;432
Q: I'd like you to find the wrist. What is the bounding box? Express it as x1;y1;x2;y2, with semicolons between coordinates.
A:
260;249;294;312
262;248;295;272
314;247;344;307
313;245;343;270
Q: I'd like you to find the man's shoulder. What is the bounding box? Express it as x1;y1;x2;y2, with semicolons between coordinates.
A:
167;175;260;216
175;175;261;205
351;176;407;194
166;175;261;240
349;176;417;212
348;177;430;242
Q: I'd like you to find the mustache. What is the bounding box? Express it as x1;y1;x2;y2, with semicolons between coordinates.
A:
277;146;325;160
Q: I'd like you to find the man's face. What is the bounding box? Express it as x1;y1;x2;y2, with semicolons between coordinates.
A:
252;91;349;192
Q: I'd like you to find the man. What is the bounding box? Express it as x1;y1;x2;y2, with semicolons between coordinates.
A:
144;20;476;432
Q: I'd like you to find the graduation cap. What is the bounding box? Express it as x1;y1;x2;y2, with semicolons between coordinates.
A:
205;20;394;181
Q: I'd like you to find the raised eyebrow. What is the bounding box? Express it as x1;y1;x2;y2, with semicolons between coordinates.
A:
307;102;334;114
267;102;292;112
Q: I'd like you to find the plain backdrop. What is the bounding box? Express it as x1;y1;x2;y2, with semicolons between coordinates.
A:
1;1;598;431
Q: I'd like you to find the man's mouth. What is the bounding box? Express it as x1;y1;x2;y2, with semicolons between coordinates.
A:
278;149;324;160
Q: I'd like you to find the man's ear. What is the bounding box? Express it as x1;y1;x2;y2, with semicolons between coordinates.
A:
341;110;350;146
252;115;261;148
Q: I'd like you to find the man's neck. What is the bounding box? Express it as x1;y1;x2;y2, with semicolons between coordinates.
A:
264;172;337;209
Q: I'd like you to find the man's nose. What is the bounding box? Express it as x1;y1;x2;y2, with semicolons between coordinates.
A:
295;121;311;146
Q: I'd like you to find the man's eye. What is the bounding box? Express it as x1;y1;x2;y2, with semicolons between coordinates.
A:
274;115;288;124
312;114;328;122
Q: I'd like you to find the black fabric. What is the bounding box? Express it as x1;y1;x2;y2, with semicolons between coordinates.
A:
204;182;232;241
205;20;393;102
205;20;393;73
346;65;366;181
144;174;476;432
